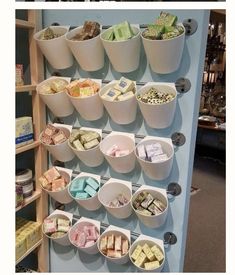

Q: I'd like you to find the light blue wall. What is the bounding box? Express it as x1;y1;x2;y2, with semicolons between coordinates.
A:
42;9;210;272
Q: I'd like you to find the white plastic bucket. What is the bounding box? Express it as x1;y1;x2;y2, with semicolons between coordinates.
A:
65;26;104;71
99;132;136;173
99;80;137;124
100;25;141;73
68;172;101;211
68;127;104;167
98;178;132;219
131;185;168;228
42;210;73;246
97;225;131;264
137;82;177;129
39;124;75;162
41;167;73;204
69;217;100;255
36;77;74;117
141;25;185;74
34;26;74;69
66;79;104;121
129;234;165;272
135;136;174;180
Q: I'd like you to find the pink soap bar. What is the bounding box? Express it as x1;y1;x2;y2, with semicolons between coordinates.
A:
43;218;57;234
85;240;95;247
106;144;119;156
115;150;129;157
76;232;86;247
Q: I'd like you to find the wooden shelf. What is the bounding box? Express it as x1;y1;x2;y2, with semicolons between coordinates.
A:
16;85;36;93
16;239;43;265
16;141;41;155
16;190;41;212
16;19;35;29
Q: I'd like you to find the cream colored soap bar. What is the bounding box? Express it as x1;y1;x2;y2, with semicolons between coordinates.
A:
15;117;34;148
131;244;142;261
135;251;147;267
114;77;135;94
117;91;134;101
142;243;155;261
102;88;121;101
151;245;164;262
144;260;160;270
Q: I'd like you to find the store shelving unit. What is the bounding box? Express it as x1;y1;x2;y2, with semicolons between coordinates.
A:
15;10;49;272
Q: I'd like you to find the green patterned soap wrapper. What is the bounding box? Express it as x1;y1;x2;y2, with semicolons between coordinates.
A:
155;12;177;27
103;21;137;41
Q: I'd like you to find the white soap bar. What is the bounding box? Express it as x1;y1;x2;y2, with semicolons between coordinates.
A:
151;154;168;163
102;88;121;101
146;143;163;158
117;91;134;101
16;117;34;148
137;144;146;160
114;77;135;94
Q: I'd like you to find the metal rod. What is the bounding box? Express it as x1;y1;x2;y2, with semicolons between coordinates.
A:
69;24;148;31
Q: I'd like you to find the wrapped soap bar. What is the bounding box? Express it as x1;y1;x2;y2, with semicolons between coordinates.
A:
43;167;61;183
52;130;67;145
106;144;119;156
57;218;70;233
156;12;177;26
75;192;89;199
70;21;100;41
152;199;166;212
70;178;86;193
73;139;85;151
104;21;135;42
135;251;148;267
122;239;129;255
66;79;100;97
148;203;162;215
117;91;134;101
131;244;142;261
50;78;68;94
144;260;160;270
100;234;129;258
137;144;146;160
114;77;135;94
51;178;66;191
109;193;128;207
43;218;57;234
151;154;168;163
141;193;154;208
102;88;121;101
79;87;95;97
107;249;122;258
16;117;34;148
115;235;122;251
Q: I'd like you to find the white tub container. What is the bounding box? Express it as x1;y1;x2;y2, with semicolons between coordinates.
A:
40;167;73;204
98;178;132;219
65;26;104;71
40;124;75;162
68;127;104;167
42;210;73;246
99;80;137;124
68;172;102;211
99;132;136;173
36;77;74;118
137;82;177;129
129;234;165;272
34;26;74;69
135;136;174;180
97;225;131;264
131;185;168;228
69;217;100;255
141;24;185;74
100;25;141;73
66;79;103;121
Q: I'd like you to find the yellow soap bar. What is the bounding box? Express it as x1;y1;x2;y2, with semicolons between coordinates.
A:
151;245;164;262
135;251;147;267
144;260;160;270
15;117;34;148
131;245;142;261
15;236;27;261
142;243;155;261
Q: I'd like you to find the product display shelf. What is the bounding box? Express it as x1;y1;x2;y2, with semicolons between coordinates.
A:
16;140;41;155
42;10;209;273
16;85;37;93
15;239;43;266
16;10;49;272
15;190;42;212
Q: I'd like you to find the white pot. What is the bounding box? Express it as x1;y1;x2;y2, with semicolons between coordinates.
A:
137;82;177;129
66;79;104;121
41;167;73;204
129;234;165;272
135;136;174;180
36;77;74;117
131;185;168;228
99;80;137;125
42;210;73;246
69;217;100;255
40;124;75;162
34;26;74;69
97;225;131;264
99;132;136;173
68;172;102;211
65;26;104;71
100;25;141;73
141;25;185;74
98;178;132;219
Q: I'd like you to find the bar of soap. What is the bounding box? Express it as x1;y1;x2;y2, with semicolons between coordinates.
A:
113;21;134;41
122;239;129;255
80;132;100;144
51;178;66;192
73;138;85;151
16;117;34;148
75;192;89;199
43;218;57;234
100;235;107;251
152;199;166;212
107;249;122;258
148;203;162;215
131;244;142;261
50;78;68;93
84;138;99;150
144;260;160;270
52;130;67;145
115;149;130;157
141;193;154;209
57;218;70;233
39;175;49;188
84;185;97;197
137;144;146;160
114;77;135;94
102;88;121;101
106;144;119;156
43;167;61;183
50;232;66;239
151;245;164;262
79;86;95;97
43;124;57;137
107;234;114;249
70;178;86;193
86;177;99;191
145;143;163;159
135;251;148;267
151;154;168;163
117;91;134;101
156;12;177;26
142;243;155;261
115;235;122;251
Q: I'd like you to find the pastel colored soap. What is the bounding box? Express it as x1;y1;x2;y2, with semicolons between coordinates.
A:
84;185;97;197
85;177;99;191
75;192;89;199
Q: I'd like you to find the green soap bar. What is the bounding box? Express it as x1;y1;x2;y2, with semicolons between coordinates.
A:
85;177;99;191
113;21;133;41
75;192;89;199
103;28;114;41
70;178;86;193
156;12;177;26
84;185;97;197
164;26;176;33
